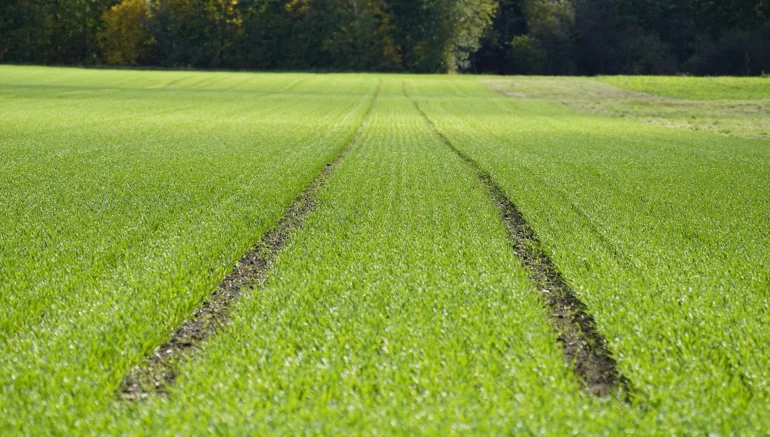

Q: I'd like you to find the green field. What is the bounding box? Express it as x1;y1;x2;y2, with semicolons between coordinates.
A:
485;76;770;138
601;76;770;100
1;66;769;435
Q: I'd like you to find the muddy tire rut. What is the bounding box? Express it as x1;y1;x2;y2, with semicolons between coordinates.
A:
404;84;632;401
119;81;381;401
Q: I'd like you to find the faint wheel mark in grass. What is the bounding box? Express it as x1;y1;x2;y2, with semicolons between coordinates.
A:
119;79;382;401
403;82;633;402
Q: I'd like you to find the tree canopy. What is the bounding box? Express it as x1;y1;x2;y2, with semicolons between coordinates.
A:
1;0;769;74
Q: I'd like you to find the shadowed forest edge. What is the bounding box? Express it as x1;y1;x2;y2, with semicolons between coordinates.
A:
2;0;770;75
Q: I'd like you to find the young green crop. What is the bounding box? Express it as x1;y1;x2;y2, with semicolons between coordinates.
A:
2;66;769;435
92;78;630;435
601;75;770;100
484;75;770;139
413;76;770;432
0;66;377;432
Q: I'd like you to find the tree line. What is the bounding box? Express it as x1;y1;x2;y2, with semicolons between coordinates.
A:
1;0;769;75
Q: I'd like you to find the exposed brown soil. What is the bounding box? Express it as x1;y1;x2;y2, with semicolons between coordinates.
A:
120;81;381;401
478;174;633;400
405;87;632;401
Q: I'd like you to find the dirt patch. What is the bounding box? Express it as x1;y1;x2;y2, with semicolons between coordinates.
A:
483;77;770;139
479;174;632;400
120;81;381;401
405;86;632;401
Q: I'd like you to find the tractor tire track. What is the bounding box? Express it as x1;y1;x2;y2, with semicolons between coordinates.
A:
119;80;381;401
404;85;632;401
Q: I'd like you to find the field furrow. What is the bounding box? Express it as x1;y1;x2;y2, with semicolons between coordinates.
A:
410;77;770;431
120;80;383;400
405;87;630;400
2;66;768;435
0;68;379;431
83;77;628;435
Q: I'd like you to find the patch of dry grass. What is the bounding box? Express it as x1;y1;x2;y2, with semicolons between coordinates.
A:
483;76;770;139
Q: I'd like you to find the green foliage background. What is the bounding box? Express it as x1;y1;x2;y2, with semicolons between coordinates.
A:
1;0;770;74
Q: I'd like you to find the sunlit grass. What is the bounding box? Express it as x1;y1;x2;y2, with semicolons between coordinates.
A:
484;75;770;138
602;75;770;100
422;77;770;432
1;66;768;435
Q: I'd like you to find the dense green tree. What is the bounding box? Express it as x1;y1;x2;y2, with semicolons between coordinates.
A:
521;0;575;73
472;0;528;73
1;0;769;74
224;0;289;69
388;0;442;71
148;0;242;68
389;0;498;72
438;0;499;72
99;0;153;65
323;0;402;70
0;0;50;62
508;34;545;73
1;0;115;64
52;0;115;63
283;0;401;70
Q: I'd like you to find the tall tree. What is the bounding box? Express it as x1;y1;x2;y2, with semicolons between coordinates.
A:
148;0;243;68
473;0;528;74
389;0;443;71
0;0;114;64
285;0;402;70
522;0;575;73
2;0;769;74
99;0;153;65
438;0;499;72
50;0;116;63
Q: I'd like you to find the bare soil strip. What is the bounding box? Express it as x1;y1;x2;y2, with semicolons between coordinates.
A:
405;88;632;400
120;82;381;401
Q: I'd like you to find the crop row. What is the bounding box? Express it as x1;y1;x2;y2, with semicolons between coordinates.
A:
92;79;627;435
0;67;378;432
412;76;770;432
2;66;768;435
